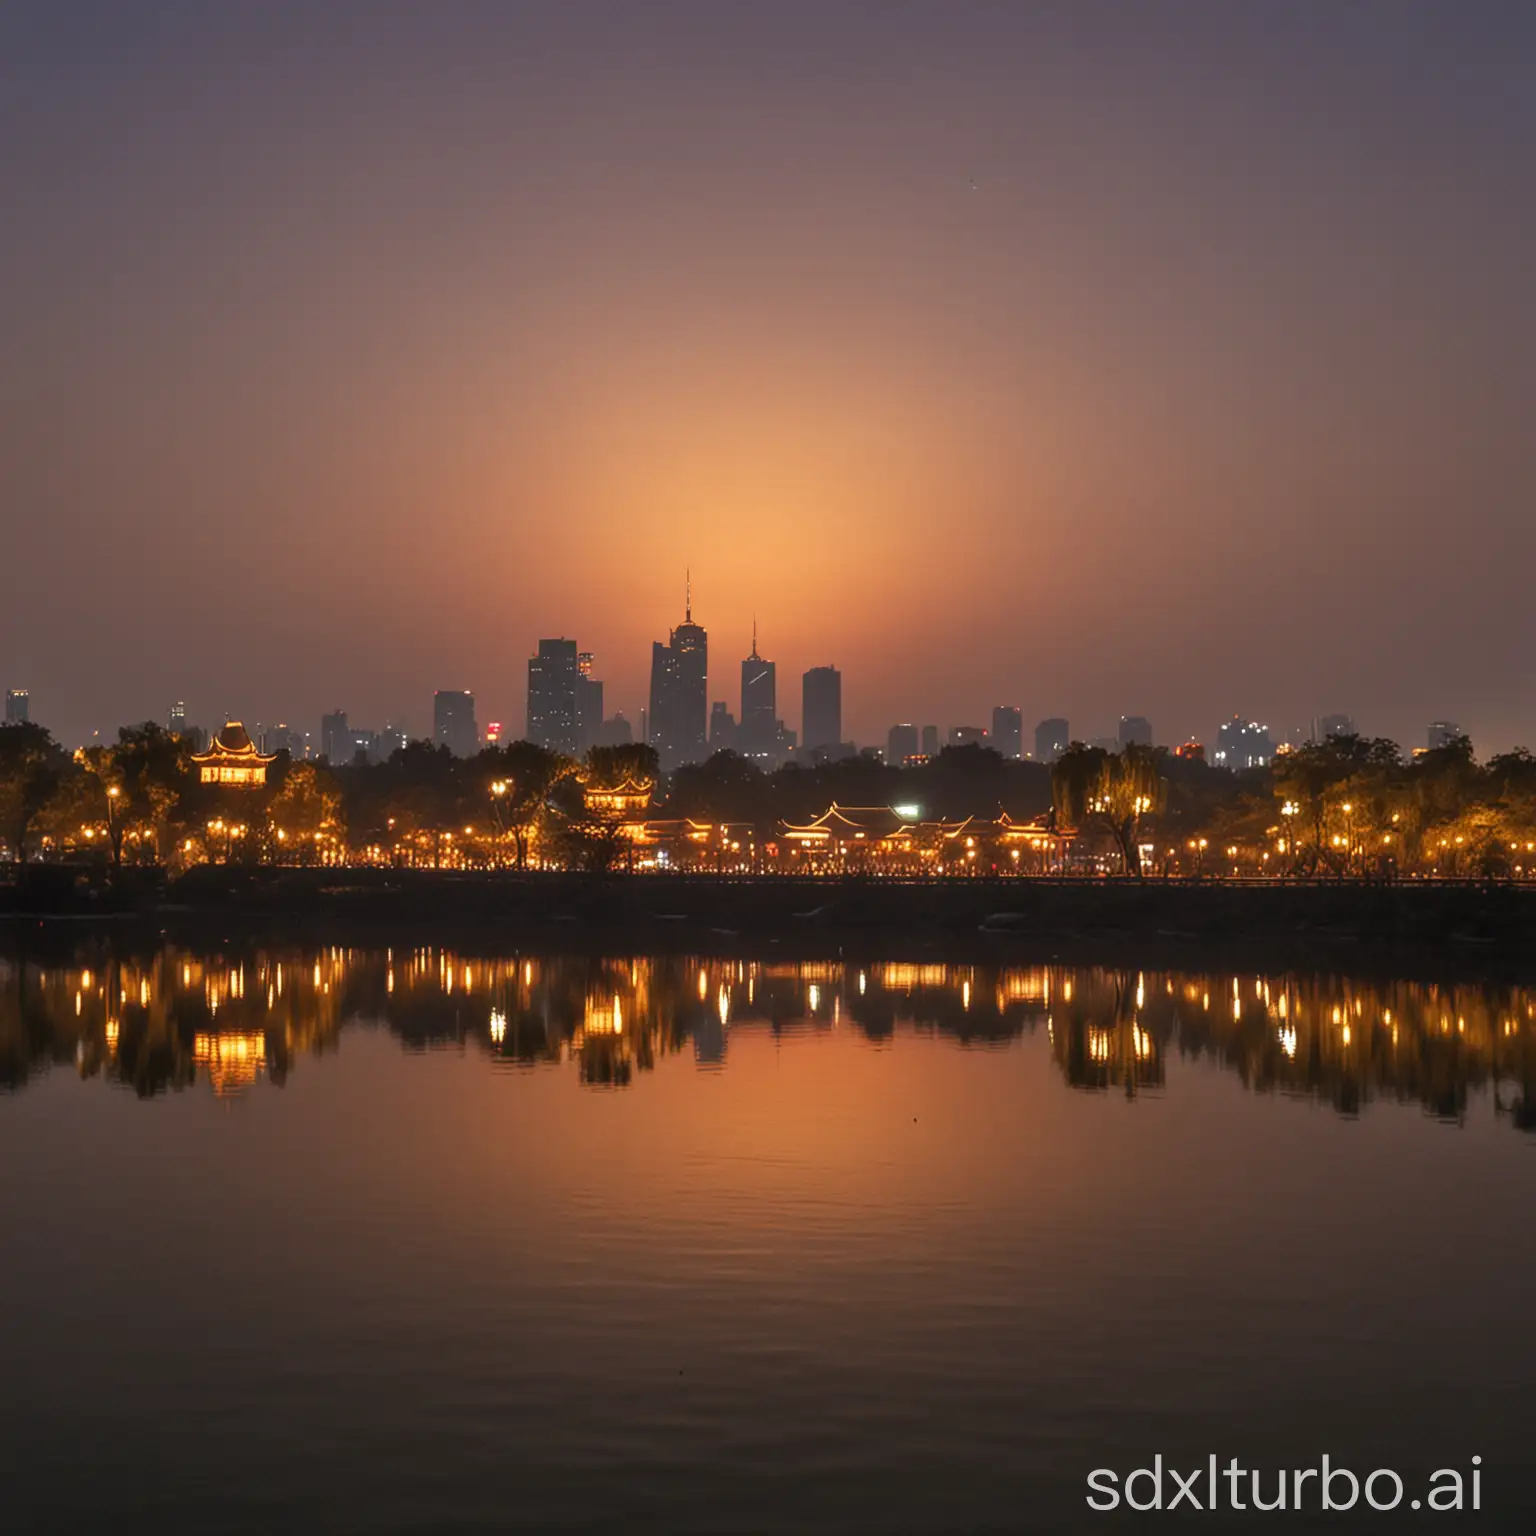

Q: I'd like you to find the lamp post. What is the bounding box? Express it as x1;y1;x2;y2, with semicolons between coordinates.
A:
490;780;509;865
105;784;122;870
1281;801;1299;876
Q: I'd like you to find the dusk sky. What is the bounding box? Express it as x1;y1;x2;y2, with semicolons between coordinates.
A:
2;1;1533;752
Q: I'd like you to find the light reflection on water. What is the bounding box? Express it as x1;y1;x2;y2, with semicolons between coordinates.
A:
4;947;1536;1125
2;946;1535;1533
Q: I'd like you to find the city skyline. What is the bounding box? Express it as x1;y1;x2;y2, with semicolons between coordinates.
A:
0;598;1482;767
2;4;1533;756
0;577;1494;762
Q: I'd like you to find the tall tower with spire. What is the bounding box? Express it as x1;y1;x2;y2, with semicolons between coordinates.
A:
647;575;708;770
739;618;777;761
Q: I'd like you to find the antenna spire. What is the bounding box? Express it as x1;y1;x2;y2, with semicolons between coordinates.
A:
686;568;692;623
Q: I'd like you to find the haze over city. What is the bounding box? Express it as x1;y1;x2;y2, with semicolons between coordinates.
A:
3;1;1534;750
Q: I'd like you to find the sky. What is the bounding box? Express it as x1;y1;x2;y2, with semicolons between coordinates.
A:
2;0;1533;754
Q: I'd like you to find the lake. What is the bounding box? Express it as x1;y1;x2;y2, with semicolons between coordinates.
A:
2;944;1533;1532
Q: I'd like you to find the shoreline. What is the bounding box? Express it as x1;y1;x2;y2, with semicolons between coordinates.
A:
6;869;1536;978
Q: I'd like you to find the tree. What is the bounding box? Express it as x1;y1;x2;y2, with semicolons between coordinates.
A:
667;750;768;824
78;722;191;868
586;742;659;787
1052;743;1164;877
268;762;345;863
485;740;579;868
1274;734;1401;874
0;723;67;863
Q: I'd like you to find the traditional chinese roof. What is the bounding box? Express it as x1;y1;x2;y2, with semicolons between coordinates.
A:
779;804;1070;847
596;776;654;796
778;804;916;840
584;776;655;805
993;810;1068;841
191;721;275;764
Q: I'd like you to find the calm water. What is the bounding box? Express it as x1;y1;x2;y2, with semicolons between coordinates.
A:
2;946;1534;1533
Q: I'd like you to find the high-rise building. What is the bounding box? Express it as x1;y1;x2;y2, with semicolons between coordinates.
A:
802;666;842;753
592;713;634;748
949;725;988;748
1427;720;1464;751
1316;713;1356;741
377;725;409;760
921;724;940;758
262;723;304;757
887;723;920;764
1034;717;1069;763
434;690;478;757
739;622;777;747
320;710;349;764
1118;715;1153;748
736;623;796;767
168;701;186;735
345;728;379;765
991;706;1022;759
709;702;737;752
1213;717;1275;770
527;639;581;755
648;580;708;770
4;689;29;724
576;652;604;753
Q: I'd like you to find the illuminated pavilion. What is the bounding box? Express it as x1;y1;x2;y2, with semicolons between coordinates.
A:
582;777;655;816
191;722;276;788
776;804;1070;872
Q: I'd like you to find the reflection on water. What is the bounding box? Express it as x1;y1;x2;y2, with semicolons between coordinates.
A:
5;942;1536;1534
4;946;1536;1128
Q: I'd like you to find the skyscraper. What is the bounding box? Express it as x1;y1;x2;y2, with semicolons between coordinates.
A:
4;689;29;724
1118;715;1153;748
1213;717;1274;769
887;723;920;764
592;712;633;747
802;666;841;753
576;652;604;753
434;690;478;757
320;709;349;764
739;622;776;748
709;701;737;752
1034;718;1069;763
262;723;304;757
991;706;1022;759
1316;713;1357;741
921;724;940;758
168;701;186;735
648;579;708;770
527;639;581;755
1427;720;1464;751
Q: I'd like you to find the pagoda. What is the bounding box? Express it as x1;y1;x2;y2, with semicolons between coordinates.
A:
191;722;276;787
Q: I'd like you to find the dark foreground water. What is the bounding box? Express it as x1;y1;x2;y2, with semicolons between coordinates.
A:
2;946;1534;1533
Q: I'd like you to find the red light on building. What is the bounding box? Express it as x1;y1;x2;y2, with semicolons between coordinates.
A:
486;721;503;744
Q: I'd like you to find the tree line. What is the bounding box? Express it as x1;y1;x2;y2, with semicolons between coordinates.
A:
2;717;1533;878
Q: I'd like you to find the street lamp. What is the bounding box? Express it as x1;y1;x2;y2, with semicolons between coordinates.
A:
105;784;122;867
489;779;510;858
